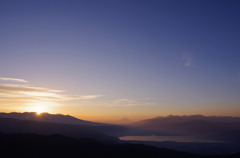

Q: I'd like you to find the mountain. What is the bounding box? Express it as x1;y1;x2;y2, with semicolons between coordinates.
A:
0;112;166;137
0;112;106;126
1;113;240;156
132;115;240;142
0;118;118;142
134;115;240;126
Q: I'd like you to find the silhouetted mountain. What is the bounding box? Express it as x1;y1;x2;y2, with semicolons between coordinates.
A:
132;115;240;142
0;118;118;142
0;112;167;137
134;115;240;126
2;132;239;158
0;112;106;126
0;116;240;157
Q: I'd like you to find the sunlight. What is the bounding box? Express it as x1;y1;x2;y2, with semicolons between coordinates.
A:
30;105;47;114
25;100;57;114
34;106;45;115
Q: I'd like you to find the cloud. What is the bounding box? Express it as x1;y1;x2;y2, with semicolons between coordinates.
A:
0;77;28;83
113;98;138;106
77;95;103;100
0;84;102;101
0;77;156;111
0;78;102;111
0;84;62;93
89;98;157;107
182;53;193;67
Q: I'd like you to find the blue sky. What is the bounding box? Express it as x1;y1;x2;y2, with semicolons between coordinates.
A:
0;0;240;121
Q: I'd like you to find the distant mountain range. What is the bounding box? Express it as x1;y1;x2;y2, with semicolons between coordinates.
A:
132;115;240;142
0;112;166;137
0;112;137;142
1;112;240;155
0;112;158;139
0;112;106;126
0;118;119;142
135;115;240;124
1;113;240;142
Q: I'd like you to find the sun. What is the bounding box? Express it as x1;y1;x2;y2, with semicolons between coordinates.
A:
36;111;43;115
24;100;56;114
27;102;49;114
33;106;46;115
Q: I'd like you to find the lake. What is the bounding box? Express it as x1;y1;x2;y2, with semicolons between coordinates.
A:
119;135;220;143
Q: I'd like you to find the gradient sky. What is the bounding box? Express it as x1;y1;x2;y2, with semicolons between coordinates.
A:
0;0;240;122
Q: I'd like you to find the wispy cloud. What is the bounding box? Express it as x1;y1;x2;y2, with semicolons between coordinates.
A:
113;98;138;106
90;98;157;107
0;77;102;111
0;77;28;83
77;95;103;100
0;84;62;93
0;77;155;112
182;53;193;67
0;84;102;101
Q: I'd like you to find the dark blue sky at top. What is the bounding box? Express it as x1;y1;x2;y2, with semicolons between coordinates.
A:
0;0;240;113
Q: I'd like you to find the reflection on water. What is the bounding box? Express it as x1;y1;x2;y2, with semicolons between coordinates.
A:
119;135;220;143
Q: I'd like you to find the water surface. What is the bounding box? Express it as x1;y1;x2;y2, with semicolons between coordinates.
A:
120;135;220;143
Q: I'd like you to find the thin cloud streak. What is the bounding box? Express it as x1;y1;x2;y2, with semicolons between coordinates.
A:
77;95;103;100
83;98;157;107
0;78;102;110
113;98;138;106
0;84;63;93
0;77;28;83
0;84;102;101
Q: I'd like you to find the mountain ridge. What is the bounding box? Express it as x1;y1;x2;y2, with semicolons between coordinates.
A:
131;115;240;142
0;117;119;142
0;112;109;126
139;115;240;124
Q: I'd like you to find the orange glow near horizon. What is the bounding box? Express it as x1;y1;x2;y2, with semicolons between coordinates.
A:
23;100;56;115
0;107;240;124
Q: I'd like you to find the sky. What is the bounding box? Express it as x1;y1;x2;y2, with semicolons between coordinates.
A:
0;0;240;122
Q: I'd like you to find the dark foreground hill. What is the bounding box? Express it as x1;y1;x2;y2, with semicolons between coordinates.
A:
0;132;235;158
1;133;240;158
